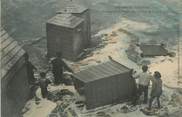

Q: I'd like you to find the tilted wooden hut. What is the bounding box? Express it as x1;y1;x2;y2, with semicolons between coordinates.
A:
73;59;137;109
1;29;30;117
46;14;85;61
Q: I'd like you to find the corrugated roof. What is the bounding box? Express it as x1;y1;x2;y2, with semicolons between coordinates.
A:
73;60;131;83
1;29;25;79
140;44;168;56
47;14;84;28
57;3;88;14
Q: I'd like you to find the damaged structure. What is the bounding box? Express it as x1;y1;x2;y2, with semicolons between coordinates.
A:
73;59;137;109
57;3;91;47
140;44;168;57
1;29;30;117
46;14;85;61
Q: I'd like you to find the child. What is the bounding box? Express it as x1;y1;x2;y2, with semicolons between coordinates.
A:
36;72;51;98
148;71;162;110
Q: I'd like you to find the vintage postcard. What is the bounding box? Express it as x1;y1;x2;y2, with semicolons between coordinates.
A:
1;0;182;117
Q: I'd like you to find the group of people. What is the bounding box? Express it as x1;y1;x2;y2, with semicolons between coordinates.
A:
25;52;73;99
26;52;163;110
132;65;163;110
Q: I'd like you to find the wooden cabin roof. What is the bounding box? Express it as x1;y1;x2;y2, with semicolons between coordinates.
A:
73;60;131;83
47;14;84;29
0;28;25;79
57;3;88;14
140;44;168;56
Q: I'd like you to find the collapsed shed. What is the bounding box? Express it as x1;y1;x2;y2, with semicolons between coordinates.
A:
73;59;137;109
1;29;30;117
140;44;168;57
47;14;85;61
57;3;91;47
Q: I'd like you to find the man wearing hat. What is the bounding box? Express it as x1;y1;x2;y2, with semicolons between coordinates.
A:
50;52;73;85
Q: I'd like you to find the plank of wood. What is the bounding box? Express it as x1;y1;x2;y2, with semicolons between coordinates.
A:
1;30;6;37
1;36;15;50
0;33;9;43
2;46;24;67
1;41;18;58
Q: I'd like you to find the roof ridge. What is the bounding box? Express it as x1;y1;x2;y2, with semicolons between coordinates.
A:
73;60;130;83
47;14;84;28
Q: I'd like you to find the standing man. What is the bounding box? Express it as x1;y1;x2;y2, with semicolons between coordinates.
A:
25;53;37;84
135;65;152;104
25;53;37;98
36;72;51;98
51;52;73;85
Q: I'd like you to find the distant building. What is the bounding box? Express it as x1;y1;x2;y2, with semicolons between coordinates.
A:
73;59;137;109
1;29;30;117
57;3;91;47
46;14;85;61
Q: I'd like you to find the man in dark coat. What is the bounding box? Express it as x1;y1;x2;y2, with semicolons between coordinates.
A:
25;53;38;98
148;71;163;110
51;52;73;85
25;53;37;84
